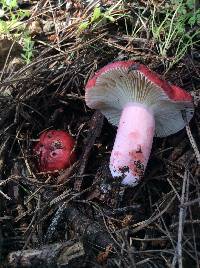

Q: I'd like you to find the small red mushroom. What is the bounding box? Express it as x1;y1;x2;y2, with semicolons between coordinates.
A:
34;130;76;172
85;60;194;187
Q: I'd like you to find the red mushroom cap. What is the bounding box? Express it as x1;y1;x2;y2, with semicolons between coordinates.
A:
86;60;192;102
34;130;76;172
85;60;194;137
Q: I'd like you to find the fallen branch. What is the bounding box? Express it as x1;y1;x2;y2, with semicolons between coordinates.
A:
7;240;85;268
45;204;114;255
74;111;104;191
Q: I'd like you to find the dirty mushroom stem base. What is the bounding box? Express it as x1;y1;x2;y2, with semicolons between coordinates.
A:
109;102;155;186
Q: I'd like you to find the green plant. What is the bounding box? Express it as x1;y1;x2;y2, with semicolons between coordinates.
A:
21;35;35;64
1;0;18;9
78;6;114;32
0;0;34;64
0;0;29;33
150;0;200;71
78;0;128;32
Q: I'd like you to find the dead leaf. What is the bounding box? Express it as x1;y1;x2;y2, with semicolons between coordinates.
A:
96;244;113;264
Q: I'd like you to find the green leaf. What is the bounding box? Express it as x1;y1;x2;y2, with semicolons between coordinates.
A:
178;6;187;15
186;0;195;10
0;20;8;33
11;13;16;20
78;21;89;32
104;15;115;22
22;10;30;17
188;15;196;26
91;7;102;23
6;0;18;9
197;13;200;24
21;53;27;59
17;9;28;19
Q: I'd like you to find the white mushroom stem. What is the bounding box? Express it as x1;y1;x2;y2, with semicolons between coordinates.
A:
109;103;155;186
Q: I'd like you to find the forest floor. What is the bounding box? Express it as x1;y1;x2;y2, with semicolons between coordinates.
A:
0;0;200;267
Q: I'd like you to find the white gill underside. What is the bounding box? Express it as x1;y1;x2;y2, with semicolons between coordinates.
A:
85;68;194;137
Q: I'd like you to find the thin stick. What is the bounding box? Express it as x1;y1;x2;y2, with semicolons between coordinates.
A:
189;206;200;267
186;125;200;165
177;170;188;268
0;189;11;200
172;169;188;268
181;197;200;207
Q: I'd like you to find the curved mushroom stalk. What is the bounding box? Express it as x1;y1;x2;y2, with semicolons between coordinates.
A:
109;103;155;186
